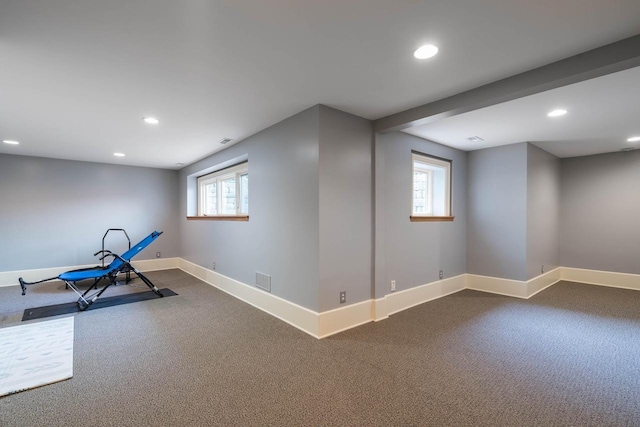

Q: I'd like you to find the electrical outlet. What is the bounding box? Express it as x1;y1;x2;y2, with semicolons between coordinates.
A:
212;262;216;271
541;265;544;273
156;252;161;258
390;280;396;292
439;270;443;280
340;291;346;304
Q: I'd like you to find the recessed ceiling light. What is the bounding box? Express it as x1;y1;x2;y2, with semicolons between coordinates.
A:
114;152;125;157
3;140;19;145
176;162;184;166
627;136;640;142
143;117;159;125
547;109;567;117
466;136;485;143
414;44;439;59
218;138;233;145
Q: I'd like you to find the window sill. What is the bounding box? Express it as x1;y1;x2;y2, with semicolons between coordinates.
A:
187;216;249;221
410;216;454;222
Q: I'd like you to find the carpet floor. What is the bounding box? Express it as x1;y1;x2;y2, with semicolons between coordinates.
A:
1;269;639;426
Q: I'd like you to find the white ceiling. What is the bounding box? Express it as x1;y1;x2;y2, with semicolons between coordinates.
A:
1;0;640;168
404;66;640;158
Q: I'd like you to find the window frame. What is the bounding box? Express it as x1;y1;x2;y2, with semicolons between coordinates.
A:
196;162;248;218
410;152;454;222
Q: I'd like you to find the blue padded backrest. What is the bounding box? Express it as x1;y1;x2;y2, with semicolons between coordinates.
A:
57;231;163;281
121;230;163;261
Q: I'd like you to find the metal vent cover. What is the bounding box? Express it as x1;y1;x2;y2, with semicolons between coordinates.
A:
219;138;233;145
466;136;485;143
255;272;271;292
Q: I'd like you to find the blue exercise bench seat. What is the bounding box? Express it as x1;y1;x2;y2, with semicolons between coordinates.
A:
20;231;164;310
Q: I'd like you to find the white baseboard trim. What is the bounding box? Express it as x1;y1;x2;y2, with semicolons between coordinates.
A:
528;267;562;297
177;258;321;338
8;257;640;338
317;300;374;339
0;258;180;288
561;267;640;291
176;260;468;339
132;257;180;272
375;274;467;319
466;268;562;299
466;274;528;299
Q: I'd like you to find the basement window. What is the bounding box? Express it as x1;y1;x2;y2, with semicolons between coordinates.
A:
411;152;453;222
196;162;248;219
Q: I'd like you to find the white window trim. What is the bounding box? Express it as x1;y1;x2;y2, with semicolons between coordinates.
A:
411;152;451;217
197;162;248;216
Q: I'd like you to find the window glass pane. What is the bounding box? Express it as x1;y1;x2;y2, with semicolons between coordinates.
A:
431;165;447;216
413;171;429;214
220;177;236;214
240;173;249;214
197;162;248;217
412;154;450;216
203;182;217;215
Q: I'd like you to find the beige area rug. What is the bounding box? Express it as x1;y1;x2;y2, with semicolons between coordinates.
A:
0;316;74;397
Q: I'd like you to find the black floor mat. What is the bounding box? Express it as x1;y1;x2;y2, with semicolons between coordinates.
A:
22;288;177;321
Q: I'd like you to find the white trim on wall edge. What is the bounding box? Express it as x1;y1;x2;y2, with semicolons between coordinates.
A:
374;275;466;320
317;300;374;339
177;258;321;338
6;260;640;339
466;267;562;299
561;267;640;291
0;258;179;288
176;261;467;339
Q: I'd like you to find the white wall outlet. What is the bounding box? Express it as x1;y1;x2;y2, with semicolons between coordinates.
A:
212;261;216;270
439;270;444;280
156;252;161;258
340;291;346;304
390;280;396;292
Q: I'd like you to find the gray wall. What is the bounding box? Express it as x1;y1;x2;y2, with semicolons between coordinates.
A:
318;106;372;311
178;106;321;311
375;132;467;298
526;144;560;279
467;143;527;281
560;150;640;274
0;154;179;271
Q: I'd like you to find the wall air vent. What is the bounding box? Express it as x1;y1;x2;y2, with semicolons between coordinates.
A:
466;136;485;143
620;147;634;152
219;138;233;145
256;272;271;292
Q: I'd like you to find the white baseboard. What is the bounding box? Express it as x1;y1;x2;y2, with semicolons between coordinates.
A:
466;268;562;299
0;258;180;288
132;257;179;272
317;300;374;338
177;260;468;339
375;275;466;319
466;274;528;298
177;258;321;338
8;257;640;339
561;267;640;291
528;267;562;297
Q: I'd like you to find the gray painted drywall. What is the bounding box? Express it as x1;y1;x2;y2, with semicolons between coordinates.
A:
318;106;372;311
0;154;179;271
178;106;321;311
467;143;527;281
560;150;640;274
526;144;560;279
375;132;466;298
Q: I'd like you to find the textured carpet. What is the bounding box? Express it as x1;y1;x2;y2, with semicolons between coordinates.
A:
0;317;74;397
1;270;640;426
